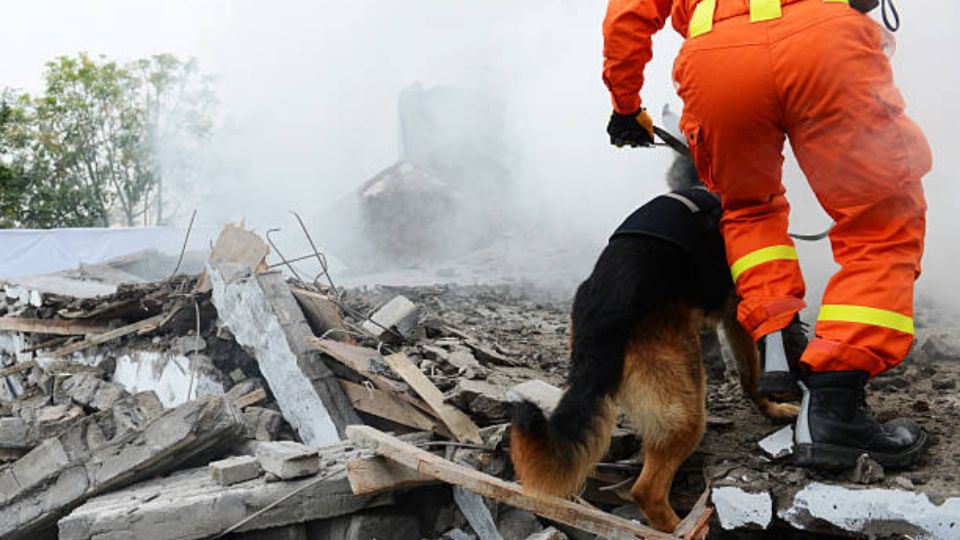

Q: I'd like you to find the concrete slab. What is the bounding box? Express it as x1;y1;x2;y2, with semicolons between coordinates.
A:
209;265;359;445
210;455;262;486
257;441;321;480
0;394;243;539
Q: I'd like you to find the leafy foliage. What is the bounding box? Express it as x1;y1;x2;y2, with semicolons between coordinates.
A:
0;53;215;228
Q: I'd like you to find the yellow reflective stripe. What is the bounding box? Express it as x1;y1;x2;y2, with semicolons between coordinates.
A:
689;0;717;38
750;0;782;22
818;305;914;335
730;245;798;282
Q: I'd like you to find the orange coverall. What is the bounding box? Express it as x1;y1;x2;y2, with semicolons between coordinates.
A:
603;0;931;376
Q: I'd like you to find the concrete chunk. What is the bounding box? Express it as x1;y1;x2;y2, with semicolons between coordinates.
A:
244;406;283;441
58;464;386;540
60;373;129;411
757;426;794;460
506;380;562;416
362;295;420;339
0;417;30;449
209;265;360;446
257;441;321;480
210;455;262;486
0;395;244;539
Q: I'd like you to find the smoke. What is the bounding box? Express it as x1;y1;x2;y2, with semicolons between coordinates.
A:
2;1;958;303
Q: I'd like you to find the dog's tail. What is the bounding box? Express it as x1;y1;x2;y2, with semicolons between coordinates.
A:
511;274;626;497
510;391;617;497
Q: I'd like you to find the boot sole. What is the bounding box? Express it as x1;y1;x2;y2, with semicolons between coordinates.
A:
794;431;929;469
758;371;801;401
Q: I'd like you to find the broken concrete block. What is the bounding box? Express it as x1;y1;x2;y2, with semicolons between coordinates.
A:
846;454;885;485
712;486;773;530
309;510;421;540
59;465;387;540
362;295;420;339
244;406;283;441
448;379;512;424
525;527;568;540
758;426;794;460
60;372;129;411
209;265;360;445
257;441;321;479
498;508;543;540
210;455;262;486
506;380;562;416
0;394;244;539
0;417;30;449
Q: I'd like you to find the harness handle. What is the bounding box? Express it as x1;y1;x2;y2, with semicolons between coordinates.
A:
881;0;900;32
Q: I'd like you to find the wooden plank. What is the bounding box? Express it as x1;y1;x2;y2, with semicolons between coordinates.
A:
672;486;713;540
0;318;112;336
346;425;676;540
196;223;271;293
291;289;350;341
46;314;167;357
383;353;481;444
233;388;268;409
345;455;436;495
339;379;437;432
0;360;36;377
308;338;408;394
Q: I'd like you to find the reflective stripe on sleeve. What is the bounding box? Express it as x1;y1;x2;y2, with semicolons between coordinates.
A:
730;245;799;282
818;304;914;335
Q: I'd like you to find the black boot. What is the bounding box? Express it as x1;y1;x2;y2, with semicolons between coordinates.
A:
757;315;807;400
794;370;928;468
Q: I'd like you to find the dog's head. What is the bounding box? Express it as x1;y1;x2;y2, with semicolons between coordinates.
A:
665;153;702;191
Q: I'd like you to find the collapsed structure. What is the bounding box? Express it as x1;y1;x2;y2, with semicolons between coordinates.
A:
1;223;958;540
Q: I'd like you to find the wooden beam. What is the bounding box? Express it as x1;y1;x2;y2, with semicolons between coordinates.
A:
345;455;436;496
382;353;481;444
233;387;268;409
46;313;167;357
339;379;437;432
0;318;112;336
308;338;408;394
346;425;676;540
672;486;713;540
0;360;36;377
291;289;350;341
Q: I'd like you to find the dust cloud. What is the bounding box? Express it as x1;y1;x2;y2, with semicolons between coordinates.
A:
1;1;957;305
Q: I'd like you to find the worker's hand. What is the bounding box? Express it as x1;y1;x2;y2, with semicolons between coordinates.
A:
607;108;655;148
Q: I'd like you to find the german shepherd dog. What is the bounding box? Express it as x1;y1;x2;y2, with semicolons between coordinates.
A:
510;155;799;532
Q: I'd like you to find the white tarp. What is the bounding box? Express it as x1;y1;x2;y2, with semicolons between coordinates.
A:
0;226;221;279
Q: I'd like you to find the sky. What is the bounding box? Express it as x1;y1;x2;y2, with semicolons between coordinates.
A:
2;0;958;303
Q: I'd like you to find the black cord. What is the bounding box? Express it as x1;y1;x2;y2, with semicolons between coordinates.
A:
882;0;900;32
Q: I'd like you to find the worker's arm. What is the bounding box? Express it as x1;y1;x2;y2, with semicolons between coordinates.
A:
602;0;673;114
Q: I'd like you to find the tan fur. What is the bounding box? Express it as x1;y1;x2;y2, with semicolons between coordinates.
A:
510;396;617;497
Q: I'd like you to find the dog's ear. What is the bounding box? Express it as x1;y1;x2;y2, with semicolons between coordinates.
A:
666;153;702;191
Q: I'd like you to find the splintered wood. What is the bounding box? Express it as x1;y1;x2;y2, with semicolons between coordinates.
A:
0;318;111;336
196;223;270;292
346;425;682;540
46;313;168;358
382;353;482;444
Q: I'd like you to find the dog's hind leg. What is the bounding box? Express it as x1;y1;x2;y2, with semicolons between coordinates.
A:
721;301;799;423
617;313;706;533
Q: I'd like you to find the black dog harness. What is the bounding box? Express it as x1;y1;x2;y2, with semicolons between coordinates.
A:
610;187;733;307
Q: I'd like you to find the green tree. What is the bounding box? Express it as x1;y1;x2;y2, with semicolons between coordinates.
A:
0;53;215;228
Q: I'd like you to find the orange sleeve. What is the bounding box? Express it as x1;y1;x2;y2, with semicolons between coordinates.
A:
602;0;674;114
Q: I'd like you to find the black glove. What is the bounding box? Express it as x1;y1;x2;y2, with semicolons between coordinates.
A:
607;108;655;148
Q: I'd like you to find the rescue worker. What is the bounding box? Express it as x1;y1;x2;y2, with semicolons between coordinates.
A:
603;0;931;468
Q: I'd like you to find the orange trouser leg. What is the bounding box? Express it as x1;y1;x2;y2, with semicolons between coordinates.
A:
673;9;806;342
773;5;932;376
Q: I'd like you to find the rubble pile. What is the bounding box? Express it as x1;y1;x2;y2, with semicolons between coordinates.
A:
1;224;959;539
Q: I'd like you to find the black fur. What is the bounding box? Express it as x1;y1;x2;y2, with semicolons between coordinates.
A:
514;154;719;453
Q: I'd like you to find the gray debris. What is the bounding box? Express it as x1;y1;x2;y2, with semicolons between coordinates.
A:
506;380;562;416
525;527;569;540
453;485;504;540
0;394;243;539
256;441;321;480
210;455;262;486
244;406;283;441
59;373;129;411
757;426;794;460
497;508;543;540
846;454;885;485
362;295;421;339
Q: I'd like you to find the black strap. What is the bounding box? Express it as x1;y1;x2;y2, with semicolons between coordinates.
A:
882;0;900;32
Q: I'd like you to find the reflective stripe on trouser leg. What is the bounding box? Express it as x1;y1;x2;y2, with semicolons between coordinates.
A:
689;0;717;37
818;305;914;335
731;245;799;282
